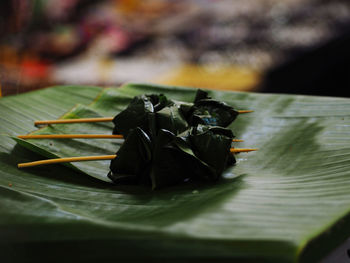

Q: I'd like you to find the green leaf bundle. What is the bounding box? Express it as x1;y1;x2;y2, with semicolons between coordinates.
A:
109;90;237;189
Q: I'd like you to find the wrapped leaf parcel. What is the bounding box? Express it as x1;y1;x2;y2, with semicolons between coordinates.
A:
109;90;241;189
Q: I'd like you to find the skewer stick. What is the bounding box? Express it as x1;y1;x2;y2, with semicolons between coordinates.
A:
18;134;123;139
230;148;258;153
18;148;257;168
34;111;252;126
18;155;117;168
34;117;114;126
17;134;243;142
238;110;254;114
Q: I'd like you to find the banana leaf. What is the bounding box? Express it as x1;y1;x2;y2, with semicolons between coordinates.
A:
1;83;350;263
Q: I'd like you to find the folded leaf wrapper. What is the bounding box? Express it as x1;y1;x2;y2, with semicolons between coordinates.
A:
182;89;239;127
108;127;152;185
113;90;240;136
189;125;236;179
112;94;156;137
109;125;236;189
109;90;238;189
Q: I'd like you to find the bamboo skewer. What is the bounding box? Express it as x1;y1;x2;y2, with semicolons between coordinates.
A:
18;148;257;168
230;148;258;153
18;134;124;139
34;110;253;126
23;109;255;169
237;110;254;114
34;117;114;126
18;155;117;168
17;134;243;142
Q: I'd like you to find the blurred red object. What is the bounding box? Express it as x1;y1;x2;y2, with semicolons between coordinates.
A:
21;59;51;80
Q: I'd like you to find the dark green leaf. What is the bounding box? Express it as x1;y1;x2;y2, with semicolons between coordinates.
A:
193;89;211;103
112;94;155;136
150;129;213;189
155;104;188;135
109;127;152;185
190;99;239;127
183;89;239;127
112;93;183;139
189;125;236;179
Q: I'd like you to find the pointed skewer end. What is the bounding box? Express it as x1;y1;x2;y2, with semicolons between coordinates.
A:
238;110;254;114
231;148;258;153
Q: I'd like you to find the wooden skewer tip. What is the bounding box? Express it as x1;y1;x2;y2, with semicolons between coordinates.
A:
238;110;254;114
230;148;258;153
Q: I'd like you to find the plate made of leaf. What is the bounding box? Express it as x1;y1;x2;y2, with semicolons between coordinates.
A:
1;83;350;263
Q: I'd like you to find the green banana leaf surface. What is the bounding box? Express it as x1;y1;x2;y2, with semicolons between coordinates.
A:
1;83;350;263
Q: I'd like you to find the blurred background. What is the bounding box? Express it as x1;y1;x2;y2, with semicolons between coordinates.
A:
1;0;350;97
